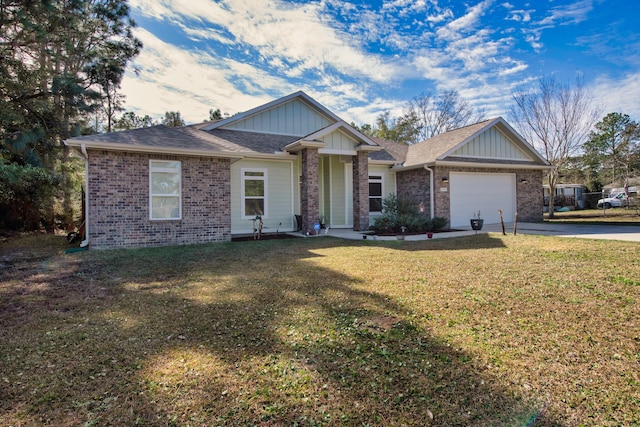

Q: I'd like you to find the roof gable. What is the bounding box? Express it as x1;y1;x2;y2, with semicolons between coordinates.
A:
284;121;383;155
404;117;548;167
202;91;340;137
448;126;531;160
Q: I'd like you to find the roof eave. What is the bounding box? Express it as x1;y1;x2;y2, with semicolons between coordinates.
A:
370;160;397;166
434;160;551;170
64;140;244;159
243;152;299;160
355;144;382;152
284;140;326;153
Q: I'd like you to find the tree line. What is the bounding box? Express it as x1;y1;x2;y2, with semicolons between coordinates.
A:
1;2;638;230
1;0;141;230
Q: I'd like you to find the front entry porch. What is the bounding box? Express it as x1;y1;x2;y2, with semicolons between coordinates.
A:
298;148;371;234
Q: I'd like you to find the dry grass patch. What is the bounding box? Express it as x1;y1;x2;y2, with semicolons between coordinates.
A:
1;234;639;426
546;208;640;223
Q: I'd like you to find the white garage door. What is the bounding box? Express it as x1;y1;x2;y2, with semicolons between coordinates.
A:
449;172;516;228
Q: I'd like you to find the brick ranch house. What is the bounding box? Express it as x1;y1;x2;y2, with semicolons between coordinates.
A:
64;91;550;249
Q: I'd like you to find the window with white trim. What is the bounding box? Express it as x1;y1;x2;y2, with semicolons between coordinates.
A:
149;160;181;220
242;169;267;218
369;175;383;213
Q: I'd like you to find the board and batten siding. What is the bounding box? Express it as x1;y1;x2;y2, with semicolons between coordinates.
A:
319;156;349;227
224;99;332;136
330;156;347;227
231;158;299;234
320;130;357;152
451;127;531;160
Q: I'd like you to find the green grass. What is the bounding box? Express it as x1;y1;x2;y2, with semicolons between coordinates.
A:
1;233;639;426
545;208;640;224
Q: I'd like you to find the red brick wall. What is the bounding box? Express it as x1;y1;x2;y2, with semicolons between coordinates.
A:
300;148;319;233
87;150;231;249
352;151;369;231
397;167;431;215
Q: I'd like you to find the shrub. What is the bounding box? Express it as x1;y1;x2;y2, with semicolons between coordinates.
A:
0;161;60;230
426;216;448;231
372;194;448;233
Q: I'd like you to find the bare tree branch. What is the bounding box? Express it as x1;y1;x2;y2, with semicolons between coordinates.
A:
509;76;601;217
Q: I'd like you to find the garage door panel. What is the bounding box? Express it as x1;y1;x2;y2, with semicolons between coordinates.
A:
450;172;516;228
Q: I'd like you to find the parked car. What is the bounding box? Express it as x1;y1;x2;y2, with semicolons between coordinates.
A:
597;192;629;208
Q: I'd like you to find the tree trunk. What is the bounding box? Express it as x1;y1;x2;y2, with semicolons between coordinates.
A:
547;174;557;219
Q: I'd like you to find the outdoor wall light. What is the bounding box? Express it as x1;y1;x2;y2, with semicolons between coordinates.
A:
519;178;528;184
441;176;449;182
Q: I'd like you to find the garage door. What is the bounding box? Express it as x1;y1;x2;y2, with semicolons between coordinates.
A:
449;172;516;228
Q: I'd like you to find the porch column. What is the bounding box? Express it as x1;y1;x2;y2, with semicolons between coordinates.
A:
300;147;319;233
352;150;369;231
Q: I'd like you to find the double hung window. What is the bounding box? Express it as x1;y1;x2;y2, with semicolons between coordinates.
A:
242;169;267;218
150;160;181;220
369;175;383;213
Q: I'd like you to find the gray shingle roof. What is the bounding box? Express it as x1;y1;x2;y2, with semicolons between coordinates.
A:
65;123;300;155
65;115;545;167
404;119;494;167
370;137;409;163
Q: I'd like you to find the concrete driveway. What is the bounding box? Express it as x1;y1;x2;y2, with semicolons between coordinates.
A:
482;222;640;242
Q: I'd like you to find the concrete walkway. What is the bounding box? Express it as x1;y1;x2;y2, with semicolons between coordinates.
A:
320;222;640;242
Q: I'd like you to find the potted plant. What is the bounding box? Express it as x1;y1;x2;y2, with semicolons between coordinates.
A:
470;211;483;233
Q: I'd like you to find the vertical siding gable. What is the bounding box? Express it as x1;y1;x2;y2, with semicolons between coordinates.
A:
451;127;532;160
320;130;358;151
224;99;333;136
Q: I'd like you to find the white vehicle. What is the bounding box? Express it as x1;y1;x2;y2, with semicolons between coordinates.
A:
597;192;629;209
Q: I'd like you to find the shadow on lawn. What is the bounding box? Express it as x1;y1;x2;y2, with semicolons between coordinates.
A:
0;237;557;426
358;232;510;252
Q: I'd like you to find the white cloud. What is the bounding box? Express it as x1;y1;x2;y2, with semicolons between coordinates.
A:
425;9;453;23
131;0;401;84
120;28;291;123
344;97;406;126
537;0;593;28
382;0;427;17
436;0;493;41
505;9;533;22
118;0;627;136
591;72;640;120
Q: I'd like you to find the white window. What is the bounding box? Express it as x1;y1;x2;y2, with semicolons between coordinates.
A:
369;175;383;213
242;169;267;218
149;160;181;220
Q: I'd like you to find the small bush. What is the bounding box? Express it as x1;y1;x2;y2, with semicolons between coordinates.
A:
372;194;448;233
426;216;448;231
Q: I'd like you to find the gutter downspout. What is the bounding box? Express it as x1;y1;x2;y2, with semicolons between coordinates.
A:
423;165;435;219
80;144;89;248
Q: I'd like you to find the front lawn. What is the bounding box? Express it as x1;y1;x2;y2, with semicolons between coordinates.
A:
546;208;640;224
1;234;638;426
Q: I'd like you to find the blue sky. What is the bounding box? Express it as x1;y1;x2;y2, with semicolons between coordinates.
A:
121;0;640;127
